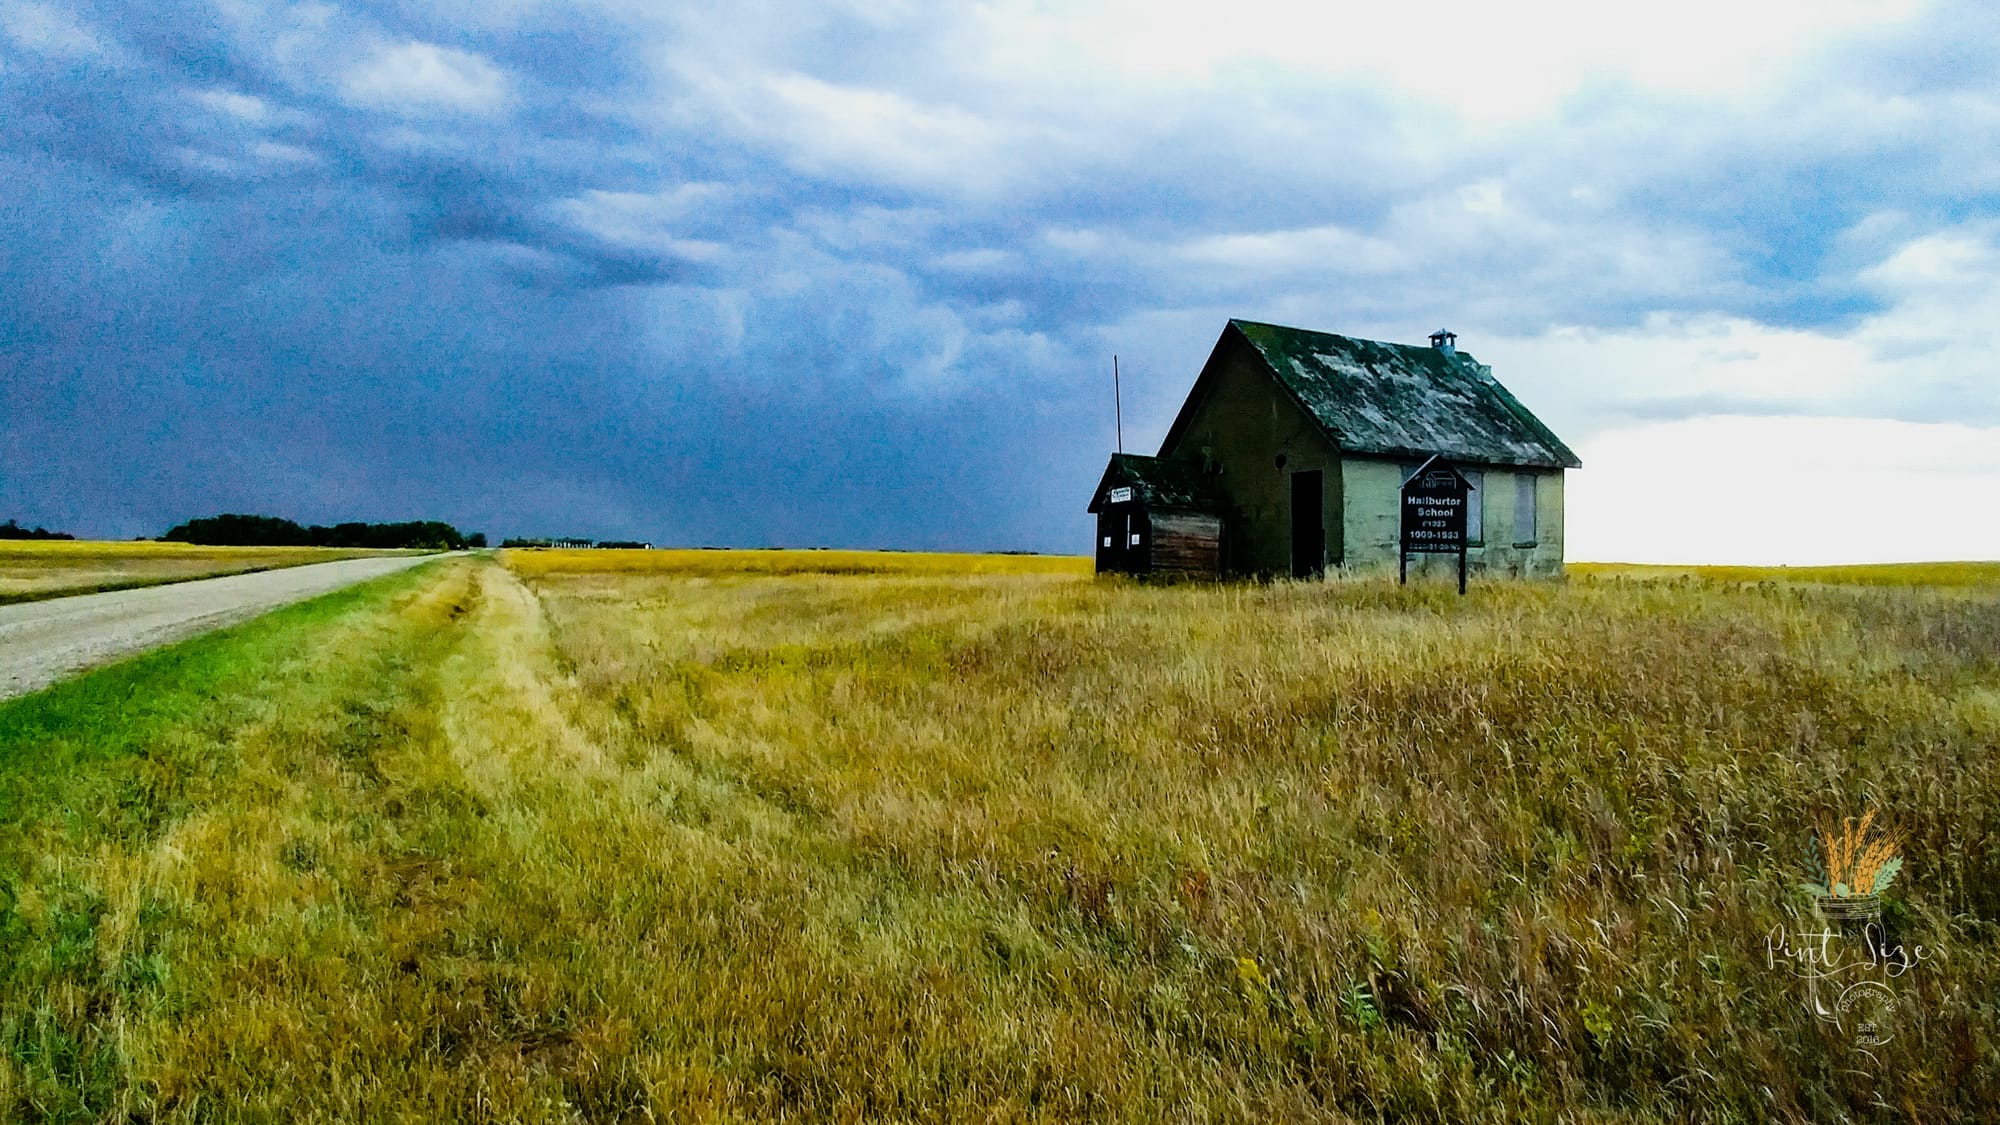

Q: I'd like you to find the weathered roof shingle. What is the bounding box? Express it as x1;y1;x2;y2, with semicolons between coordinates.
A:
1087;453;1227;513
1226;319;1580;469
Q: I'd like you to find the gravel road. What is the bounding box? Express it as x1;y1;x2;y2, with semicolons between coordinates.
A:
0;554;448;701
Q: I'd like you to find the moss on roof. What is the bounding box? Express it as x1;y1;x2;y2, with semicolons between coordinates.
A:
1088;453;1227;513
1226;319;1580;469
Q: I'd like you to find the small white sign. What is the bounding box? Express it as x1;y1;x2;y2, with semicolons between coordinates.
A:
1106;486;1134;504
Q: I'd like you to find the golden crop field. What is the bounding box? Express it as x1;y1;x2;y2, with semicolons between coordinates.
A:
1;552;1997;1120
503;546;1092;578
1572;559;2000;587
0;540;416;604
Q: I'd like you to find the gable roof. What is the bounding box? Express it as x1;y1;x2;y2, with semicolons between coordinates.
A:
1165;319;1580;470
1087;453;1227;513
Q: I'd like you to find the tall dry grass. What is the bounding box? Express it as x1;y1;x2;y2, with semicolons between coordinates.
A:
1;553;1996;1120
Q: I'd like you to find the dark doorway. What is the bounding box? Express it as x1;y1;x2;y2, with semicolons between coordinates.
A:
1290;470;1324;578
1096;506;1150;575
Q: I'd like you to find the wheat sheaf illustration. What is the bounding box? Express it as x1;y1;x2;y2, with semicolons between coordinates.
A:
1803;809;1904;900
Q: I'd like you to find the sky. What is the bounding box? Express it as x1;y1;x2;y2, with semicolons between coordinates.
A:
1;0;1995;563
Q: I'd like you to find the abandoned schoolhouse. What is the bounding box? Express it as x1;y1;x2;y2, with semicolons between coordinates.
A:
1088;319;1579;579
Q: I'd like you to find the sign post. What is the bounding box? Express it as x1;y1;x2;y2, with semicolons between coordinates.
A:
1399;454;1474;595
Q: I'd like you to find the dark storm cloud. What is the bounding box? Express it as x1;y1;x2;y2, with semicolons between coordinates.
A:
3;0;1995;546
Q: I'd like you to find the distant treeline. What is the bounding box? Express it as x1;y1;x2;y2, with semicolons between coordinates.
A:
163;514;485;550
0;519;74;541
501;538;652;549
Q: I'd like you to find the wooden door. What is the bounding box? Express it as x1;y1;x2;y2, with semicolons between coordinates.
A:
1290;470;1324;578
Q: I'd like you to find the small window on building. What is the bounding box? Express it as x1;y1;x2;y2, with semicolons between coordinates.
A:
1129;532;1142;546
1514;473;1537;545
1465;470;1483;543
1102;536;1112;548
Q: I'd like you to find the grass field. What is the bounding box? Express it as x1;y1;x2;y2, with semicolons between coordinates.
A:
502;546;1092;578
0;540;422;604
1;552;1997;1120
1572;560;2000;587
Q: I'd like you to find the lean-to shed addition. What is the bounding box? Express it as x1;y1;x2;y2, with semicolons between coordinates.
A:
1087;453;1227;577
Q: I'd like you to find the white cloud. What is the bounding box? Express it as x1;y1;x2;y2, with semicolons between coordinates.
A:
551;186;732;261
1075;211;2000;565
758;72;1019;190
170;139;319;179
1014;181;1733;331
192;87;274;123
981;0;1927;122
1485;316;1872;427
340;41;510;115
650;0;1945;214
1176;224;1408;275
170;84;324;179
1411;216;2000;564
1568;416;2000;564
188;87;317;134
1;1;109;58
665;62;1072;196
1855;220;2000;341
1465;217;2000;436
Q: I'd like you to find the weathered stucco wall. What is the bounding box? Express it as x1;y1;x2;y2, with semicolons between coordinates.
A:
1339;458;1403;573
1340;458;1567;580
1163;339;1342;575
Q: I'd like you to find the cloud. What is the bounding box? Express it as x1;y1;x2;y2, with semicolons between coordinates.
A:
550;185;733;262
190;86;274;122
982;0;1927;121
1;1;112;58
676;67;1040;197
340;41;510;114
1175;224;1409;276
187;86;314;129
1;0;1996;562
1568;416;2000;564
1456;215;2000;449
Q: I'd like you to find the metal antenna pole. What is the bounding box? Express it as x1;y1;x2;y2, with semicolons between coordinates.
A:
1113;355;1124;454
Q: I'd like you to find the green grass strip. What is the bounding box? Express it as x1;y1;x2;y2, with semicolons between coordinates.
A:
0;562;439;819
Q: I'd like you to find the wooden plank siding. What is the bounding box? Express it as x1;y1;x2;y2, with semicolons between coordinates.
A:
1147;512;1223;576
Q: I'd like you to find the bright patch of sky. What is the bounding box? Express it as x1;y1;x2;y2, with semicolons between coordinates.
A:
0;0;1993;561
989;0;1923;119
